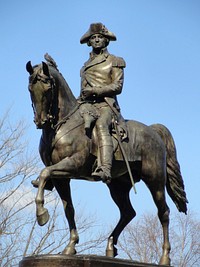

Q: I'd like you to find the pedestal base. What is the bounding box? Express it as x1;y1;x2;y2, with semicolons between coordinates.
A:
19;254;169;267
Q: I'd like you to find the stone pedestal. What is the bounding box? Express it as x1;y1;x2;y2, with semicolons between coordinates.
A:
19;254;168;267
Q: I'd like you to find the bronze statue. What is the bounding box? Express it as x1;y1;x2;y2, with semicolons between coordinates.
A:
26;23;188;266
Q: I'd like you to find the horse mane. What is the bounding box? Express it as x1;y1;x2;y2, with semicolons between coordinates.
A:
43;53;78;116
43;53;69;90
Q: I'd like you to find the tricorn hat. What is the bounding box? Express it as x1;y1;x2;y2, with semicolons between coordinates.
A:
80;23;117;44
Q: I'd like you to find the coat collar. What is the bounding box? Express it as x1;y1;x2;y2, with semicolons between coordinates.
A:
84;48;110;69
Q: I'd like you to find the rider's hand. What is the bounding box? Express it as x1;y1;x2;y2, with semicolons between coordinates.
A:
82;87;95;99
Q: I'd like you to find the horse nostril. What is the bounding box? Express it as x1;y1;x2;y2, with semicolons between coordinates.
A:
42;119;47;124
34;122;40;129
33;115;48;129
34;118;38;125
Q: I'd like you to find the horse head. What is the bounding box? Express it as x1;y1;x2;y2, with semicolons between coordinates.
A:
26;61;56;129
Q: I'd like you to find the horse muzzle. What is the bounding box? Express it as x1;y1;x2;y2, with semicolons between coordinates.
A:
34;113;54;129
34;118;49;129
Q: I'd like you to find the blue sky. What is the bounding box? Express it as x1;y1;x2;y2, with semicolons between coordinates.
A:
1;0;200;233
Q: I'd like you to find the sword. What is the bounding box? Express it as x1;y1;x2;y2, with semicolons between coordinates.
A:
105;97;137;194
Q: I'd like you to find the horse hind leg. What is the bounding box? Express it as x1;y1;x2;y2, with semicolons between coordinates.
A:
147;182;171;266
106;179;136;257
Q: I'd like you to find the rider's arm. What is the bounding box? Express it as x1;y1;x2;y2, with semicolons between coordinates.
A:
92;56;126;98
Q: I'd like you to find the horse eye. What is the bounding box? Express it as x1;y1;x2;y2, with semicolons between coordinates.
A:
42;79;48;84
41;77;51;84
44;87;52;94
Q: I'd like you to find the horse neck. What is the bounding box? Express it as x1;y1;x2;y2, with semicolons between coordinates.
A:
53;70;78;121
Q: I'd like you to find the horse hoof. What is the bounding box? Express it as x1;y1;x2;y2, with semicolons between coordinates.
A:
106;246;118;258
37;208;50;226
106;249;114;257
159;255;171;266
106;237;118;258
62;247;77;255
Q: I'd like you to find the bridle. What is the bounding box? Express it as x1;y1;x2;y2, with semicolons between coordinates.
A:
29;67;56;128
28;62;83;132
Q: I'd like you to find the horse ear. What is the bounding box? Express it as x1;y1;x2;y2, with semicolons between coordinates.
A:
42;61;50;77
26;61;34;75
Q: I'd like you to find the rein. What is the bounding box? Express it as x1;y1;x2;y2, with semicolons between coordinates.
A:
52;119;85;149
53;102;82;131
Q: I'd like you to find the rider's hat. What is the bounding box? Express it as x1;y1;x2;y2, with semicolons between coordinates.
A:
80;23;117;44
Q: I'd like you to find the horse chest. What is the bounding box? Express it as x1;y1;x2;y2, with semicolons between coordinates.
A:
52;135;74;160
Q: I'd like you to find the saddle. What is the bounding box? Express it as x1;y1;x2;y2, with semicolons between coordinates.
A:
79;102;141;162
90;121;141;163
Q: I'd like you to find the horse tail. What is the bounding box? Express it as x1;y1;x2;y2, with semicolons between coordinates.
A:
150;124;188;214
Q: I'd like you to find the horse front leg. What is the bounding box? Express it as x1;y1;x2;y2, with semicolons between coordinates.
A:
53;179;79;255
35;167;51;226
106;179;135;257
35;155;80;226
63;229;79;255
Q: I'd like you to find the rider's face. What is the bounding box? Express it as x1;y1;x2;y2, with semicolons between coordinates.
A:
89;34;107;51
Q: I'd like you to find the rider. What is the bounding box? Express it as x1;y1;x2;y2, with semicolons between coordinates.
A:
79;23;126;184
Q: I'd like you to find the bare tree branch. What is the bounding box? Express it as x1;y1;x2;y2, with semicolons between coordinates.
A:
118;211;200;267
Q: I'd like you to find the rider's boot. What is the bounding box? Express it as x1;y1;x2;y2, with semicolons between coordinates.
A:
92;134;113;184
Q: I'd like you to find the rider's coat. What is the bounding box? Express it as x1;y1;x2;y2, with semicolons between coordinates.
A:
80;48;126;111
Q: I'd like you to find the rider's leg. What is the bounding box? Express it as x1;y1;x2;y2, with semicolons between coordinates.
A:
92;107;113;183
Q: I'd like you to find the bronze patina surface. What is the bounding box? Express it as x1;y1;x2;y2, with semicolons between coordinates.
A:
25;23;188;266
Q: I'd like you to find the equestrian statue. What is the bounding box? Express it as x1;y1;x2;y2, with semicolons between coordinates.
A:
26;23;188;266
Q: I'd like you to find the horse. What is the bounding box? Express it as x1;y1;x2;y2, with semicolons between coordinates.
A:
26;54;188;265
